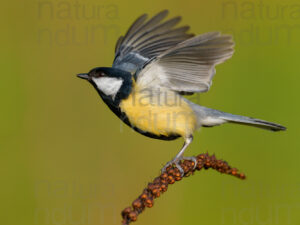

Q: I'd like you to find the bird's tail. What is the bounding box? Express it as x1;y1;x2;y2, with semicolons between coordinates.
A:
217;111;286;131
188;102;286;131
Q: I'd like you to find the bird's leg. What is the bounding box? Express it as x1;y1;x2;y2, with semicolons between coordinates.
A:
161;136;196;176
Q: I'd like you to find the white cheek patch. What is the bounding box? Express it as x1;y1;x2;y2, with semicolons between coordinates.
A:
92;77;123;100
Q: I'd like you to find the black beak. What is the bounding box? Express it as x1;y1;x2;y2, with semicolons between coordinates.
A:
77;73;89;80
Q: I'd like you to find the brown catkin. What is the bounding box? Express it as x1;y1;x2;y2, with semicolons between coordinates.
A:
121;153;246;225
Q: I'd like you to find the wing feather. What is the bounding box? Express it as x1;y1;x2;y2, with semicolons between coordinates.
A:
137;32;234;93
113;10;194;74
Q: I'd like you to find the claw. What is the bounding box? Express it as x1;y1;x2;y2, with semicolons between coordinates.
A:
161;156;198;177
182;156;198;170
160;158;189;177
161;160;185;177
175;162;184;176
161;161;173;174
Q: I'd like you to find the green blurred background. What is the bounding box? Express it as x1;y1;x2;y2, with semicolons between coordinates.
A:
1;0;299;224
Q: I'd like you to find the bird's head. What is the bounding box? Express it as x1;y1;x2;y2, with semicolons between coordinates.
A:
77;67;133;104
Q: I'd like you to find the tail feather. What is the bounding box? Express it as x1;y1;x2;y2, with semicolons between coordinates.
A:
188;102;286;132
218;112;286;131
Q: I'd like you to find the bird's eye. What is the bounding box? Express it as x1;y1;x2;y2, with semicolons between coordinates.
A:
94;72;105;78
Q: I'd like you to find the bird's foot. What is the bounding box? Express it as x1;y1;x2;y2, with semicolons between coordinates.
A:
161;159;184;176
182;156;198;170
161;156;198;177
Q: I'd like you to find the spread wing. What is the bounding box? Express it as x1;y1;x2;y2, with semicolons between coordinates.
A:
136;32;235;93
113;10;194;74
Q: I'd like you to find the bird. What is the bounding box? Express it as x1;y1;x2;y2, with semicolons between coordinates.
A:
77;10;286;175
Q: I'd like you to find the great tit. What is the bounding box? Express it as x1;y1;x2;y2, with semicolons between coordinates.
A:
77;10;286;175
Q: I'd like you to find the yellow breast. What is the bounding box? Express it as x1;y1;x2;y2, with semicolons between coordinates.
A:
119;85;197;138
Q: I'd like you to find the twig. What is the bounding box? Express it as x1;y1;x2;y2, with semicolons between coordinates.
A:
121;153;246;225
